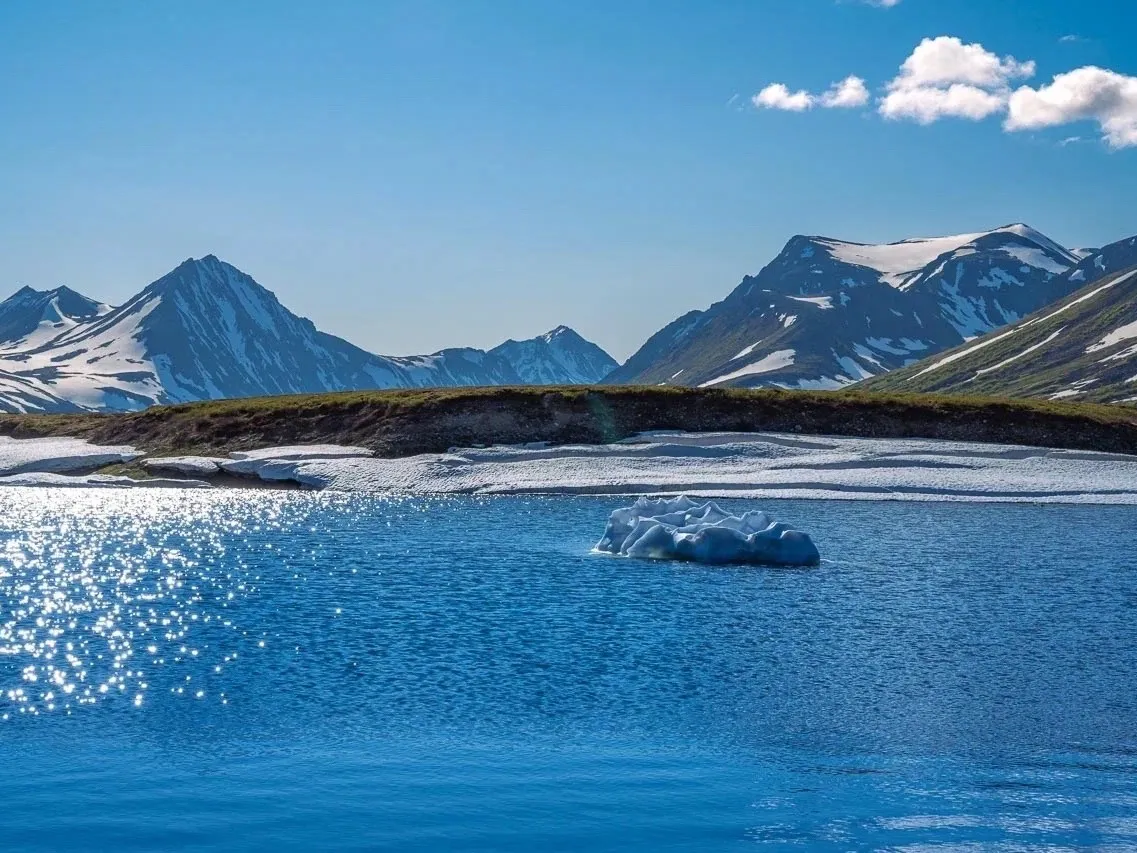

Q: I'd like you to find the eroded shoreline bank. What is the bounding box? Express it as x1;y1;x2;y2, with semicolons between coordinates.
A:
2;387;1137;460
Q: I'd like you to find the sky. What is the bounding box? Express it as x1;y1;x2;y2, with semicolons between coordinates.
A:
2;0;1136;361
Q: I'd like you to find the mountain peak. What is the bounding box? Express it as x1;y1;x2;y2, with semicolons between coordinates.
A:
0;282;106;347
150;256;261;301
4;285;43;303
489;326;617;384
541;324;577;342
1;283;102;311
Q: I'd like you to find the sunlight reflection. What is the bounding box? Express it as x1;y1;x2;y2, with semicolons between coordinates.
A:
0;489;331;718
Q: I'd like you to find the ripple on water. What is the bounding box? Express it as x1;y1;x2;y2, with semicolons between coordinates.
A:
1;491;1136;852
0;490;327;718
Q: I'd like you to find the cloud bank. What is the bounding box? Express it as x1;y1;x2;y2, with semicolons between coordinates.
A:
752;35;1137;148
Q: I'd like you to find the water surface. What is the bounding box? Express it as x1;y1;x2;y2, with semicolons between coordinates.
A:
1;491;1135;851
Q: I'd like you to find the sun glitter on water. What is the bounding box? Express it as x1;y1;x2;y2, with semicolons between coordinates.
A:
0;489;319;720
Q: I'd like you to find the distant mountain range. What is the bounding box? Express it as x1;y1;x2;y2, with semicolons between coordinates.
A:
0;256;617;413
7;224;1135;415
861;235;1137;403
606;224;1091;390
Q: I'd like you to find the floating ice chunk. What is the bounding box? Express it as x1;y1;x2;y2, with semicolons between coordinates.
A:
595;495;820;567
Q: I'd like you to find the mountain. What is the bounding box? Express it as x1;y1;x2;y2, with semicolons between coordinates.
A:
606;224;1084;390
0;257;614;413
0;286;109;350
489;325;617;384
860;235;1137;403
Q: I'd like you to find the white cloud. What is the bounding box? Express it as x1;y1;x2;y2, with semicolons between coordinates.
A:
880;83;1007;123
878;36;1035;123
861;0;902;6
753;83;815;111
749;34;1137;150
1006;66;1137;148
890;36;1035;89
1059;34;1084;44
821;76;870;108
753;76;869;112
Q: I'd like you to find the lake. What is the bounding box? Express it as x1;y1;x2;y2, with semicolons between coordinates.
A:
1;490;1135;851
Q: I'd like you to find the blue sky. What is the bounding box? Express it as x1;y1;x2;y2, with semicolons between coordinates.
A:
2;0;1135;360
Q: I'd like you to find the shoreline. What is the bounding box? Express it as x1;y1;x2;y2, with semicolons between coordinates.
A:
1;386;1137;459
6;427;1137;505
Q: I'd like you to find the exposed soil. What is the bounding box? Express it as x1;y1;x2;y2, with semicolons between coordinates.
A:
3;386;1137;459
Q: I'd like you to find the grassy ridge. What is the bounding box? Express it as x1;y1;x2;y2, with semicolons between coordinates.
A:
2;386;1137;457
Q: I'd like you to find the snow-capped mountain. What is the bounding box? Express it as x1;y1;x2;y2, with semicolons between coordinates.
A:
606;224;1086;389
861;235;1137;403
0;286;110;351
489;325;617;384
0;256;614;413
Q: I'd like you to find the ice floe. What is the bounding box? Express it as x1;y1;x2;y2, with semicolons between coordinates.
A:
595;495;820;566
0;472;210;488
6;433;1137;504
220;445;373;480
245;431;1137;504
0;436;141;476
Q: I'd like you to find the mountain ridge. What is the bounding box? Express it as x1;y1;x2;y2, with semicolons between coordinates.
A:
606;223;1092;390
859;234;1137;403
0;256;616;413
489;325;617;385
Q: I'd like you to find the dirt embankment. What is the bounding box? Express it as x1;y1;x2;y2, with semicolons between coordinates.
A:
2;386;1137;457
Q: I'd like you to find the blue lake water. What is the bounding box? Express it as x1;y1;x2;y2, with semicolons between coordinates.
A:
1;491;1136;851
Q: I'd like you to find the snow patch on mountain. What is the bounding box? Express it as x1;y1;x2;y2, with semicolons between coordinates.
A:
915;269;1137;381
971;328;1066;379
787;296;834;309
1087;319;1137;354
700;350;796;387
819;231;988;288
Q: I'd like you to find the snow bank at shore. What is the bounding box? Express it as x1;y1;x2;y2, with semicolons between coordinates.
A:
261;431;1137;504
0;471;210;488
5;432;1137;503
0;436;140;476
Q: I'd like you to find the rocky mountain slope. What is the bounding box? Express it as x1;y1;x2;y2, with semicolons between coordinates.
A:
0;257;614;413
861;236;1137;403
607;224;1086;390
